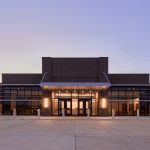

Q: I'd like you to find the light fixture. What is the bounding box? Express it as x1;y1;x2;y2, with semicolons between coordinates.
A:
136;98;139;101
102;98;107;108
134;98;139;104
43;98;49;108
44;86;48;89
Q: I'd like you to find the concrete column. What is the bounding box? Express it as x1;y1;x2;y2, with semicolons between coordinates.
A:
0;103;2;115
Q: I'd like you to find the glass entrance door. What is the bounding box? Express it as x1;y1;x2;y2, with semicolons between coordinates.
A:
58;99;72;116
78;99;92;116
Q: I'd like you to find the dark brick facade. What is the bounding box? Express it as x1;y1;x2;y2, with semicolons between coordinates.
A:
42;57;108;82
1;57;149;85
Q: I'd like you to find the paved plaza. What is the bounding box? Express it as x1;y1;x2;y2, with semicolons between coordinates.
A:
0;117;150;150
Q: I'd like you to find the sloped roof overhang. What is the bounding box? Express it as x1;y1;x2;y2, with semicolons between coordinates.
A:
40;82;111;90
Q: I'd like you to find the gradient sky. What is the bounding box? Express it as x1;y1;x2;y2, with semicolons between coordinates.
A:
0;0;150;82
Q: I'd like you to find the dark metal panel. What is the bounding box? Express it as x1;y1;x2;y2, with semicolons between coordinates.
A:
2;74;42;84
108;74;149;84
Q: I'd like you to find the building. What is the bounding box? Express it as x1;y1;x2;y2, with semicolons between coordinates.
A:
0;57;150;116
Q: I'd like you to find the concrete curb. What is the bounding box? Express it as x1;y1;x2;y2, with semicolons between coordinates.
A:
1;116;150;120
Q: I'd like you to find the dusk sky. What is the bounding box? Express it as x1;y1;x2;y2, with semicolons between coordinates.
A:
0;0;150;82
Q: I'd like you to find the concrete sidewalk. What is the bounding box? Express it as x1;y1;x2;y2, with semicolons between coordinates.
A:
0;118;150;150
0;115;150;120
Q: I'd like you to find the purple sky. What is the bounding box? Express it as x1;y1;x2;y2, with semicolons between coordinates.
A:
0;0;150;82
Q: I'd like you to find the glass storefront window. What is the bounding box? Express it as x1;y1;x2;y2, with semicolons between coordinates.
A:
1;86;42;115
108;86;150;116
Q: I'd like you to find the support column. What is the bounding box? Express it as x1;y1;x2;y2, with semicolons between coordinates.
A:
0;86;2;115
99;90;108;116
11;99;16;115
41;90;51;116
0;102;2;115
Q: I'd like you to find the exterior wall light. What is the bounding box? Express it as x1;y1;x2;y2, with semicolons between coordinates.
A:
135;98;139;101
134;98;139;111
101;98;107;109
134;98;139;105
43;98;49;108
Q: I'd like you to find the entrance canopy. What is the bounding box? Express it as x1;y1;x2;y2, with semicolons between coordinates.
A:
40;82;111;90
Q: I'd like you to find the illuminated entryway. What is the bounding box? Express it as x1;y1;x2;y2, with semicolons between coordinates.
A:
41;81;110;116
52;90;99;116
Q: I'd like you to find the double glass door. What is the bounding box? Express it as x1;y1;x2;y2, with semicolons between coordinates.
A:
58;99;72;116
58;99;92;116
78;99;92;116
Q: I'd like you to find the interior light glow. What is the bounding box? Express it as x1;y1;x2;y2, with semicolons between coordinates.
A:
102;98;107;108
43;98;49;108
